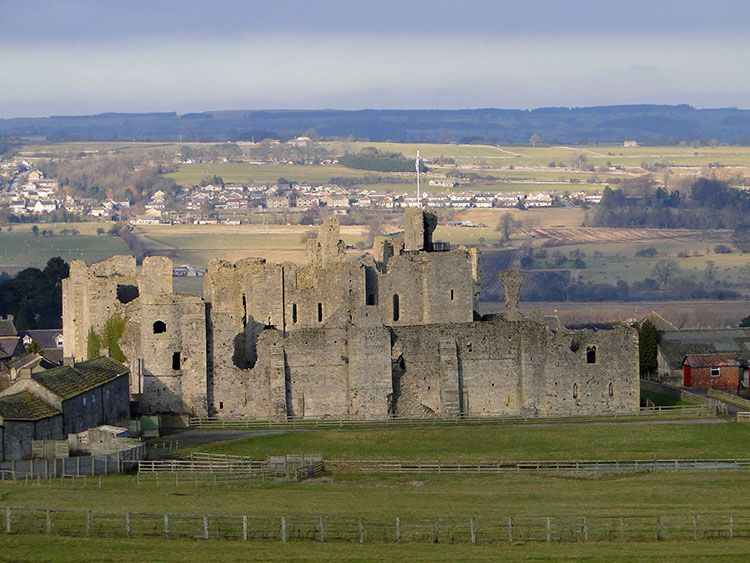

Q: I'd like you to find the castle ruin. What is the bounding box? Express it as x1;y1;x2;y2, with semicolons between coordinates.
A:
62;209;639;420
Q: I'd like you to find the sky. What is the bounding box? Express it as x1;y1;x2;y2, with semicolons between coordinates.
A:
2;0;750;118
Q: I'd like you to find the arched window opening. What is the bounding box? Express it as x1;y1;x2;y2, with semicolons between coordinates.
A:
153;320;166;334
586;346;597;364
608;382;614;397
573;383;579;399
392;294;400;322
292;303;297;324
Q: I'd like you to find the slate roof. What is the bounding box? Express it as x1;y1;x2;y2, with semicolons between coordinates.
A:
0;336;22;359
0;318;17;337
8;353;57;371
683;354;740;368
32;357;129;400
658;328;750;369
18;330;62;350
640;311;677;331
0;390;61;421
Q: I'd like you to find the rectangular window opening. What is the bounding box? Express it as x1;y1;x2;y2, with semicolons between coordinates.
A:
292;303;297;324
172;352;181;370
317;303;323;323
450;289;454;301
710;367;721;378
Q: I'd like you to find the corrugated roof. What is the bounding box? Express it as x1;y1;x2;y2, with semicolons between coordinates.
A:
32;357;129;400
658;328;750;369
0;390;61;421
684;354;739;368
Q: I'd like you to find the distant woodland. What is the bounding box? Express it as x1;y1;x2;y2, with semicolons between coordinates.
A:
6;105;750;144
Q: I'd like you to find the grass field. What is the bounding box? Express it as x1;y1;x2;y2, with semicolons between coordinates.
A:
6;535;750;562
0;225;129;269
180;423;745;463
165;162;380;185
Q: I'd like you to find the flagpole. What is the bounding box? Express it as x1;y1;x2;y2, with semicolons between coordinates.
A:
416;150;421;209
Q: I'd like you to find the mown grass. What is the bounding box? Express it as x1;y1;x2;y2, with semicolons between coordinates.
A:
180;423;746;462
7;534;750;562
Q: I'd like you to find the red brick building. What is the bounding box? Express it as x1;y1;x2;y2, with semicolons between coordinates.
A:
683;354;740;391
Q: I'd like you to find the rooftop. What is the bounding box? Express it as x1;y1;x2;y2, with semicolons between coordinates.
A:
32;356;129;400
0;390;61;421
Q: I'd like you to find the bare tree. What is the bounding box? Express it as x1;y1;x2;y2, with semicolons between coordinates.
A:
704;260;716;287
529;134;541;147
496;212;520;242
652;259;679;288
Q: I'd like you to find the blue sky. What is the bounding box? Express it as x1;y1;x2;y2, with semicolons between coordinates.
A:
2;0;749;117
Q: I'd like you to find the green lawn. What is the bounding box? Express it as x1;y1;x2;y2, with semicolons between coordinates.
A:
180;423;747;462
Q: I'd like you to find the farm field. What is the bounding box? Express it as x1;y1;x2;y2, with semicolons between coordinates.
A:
0;224;129;270
164;162;377;185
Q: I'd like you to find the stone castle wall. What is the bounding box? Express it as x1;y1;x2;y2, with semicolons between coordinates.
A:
62;212;640;420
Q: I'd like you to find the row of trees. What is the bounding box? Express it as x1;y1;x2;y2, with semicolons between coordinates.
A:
592;177;750;231
339;148;427;173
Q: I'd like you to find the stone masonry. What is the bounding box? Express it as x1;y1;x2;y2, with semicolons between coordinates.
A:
62;212;639;419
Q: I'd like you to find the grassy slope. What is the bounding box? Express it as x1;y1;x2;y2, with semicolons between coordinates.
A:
180;423;747;462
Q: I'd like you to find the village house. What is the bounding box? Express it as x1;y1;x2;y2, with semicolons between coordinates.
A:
682;354;740;391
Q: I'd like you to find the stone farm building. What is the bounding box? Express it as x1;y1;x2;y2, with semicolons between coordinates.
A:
0;357;130;460
62;210;639;420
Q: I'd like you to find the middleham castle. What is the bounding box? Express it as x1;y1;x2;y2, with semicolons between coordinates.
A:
62;210;639;420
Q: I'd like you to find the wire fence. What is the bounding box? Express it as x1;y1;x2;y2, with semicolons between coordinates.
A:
188;405;713;430
3;508;750;544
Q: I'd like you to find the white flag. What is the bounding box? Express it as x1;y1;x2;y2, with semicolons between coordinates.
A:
415;151;420;172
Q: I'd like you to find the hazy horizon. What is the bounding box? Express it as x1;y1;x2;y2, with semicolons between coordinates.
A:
3;0;750;119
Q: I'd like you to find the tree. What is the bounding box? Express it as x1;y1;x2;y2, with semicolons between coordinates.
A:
24;340;43;355
496;212;519;242
529;134;541;147
733;225;750;253
704;260;716;287
638;321;659;377
652;259;679;288
740;315;750;327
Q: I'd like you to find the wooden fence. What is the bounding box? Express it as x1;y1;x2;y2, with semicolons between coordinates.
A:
326;458;750;475
188;406;712;430
3;507;750;544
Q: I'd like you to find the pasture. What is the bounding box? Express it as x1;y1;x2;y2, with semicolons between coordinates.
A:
164;162;376;185
0;224;129;270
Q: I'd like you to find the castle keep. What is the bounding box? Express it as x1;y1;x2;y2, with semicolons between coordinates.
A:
62;210;639;419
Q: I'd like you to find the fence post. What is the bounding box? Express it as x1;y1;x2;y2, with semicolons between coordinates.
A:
693;516;698;541
126;512;131;538
433;518;439;543
104;455;108;475
730;516;734;539
358;518;364;543
243;515;248;541
319;516;326;542
204;515;209;540
656;516;661;541
583;516;589;542
46;509;52;534
546;517;551;542
281;516;287;543
396;517;401;542
620;517;626;540
86;510;91;537
508;517;513;542
5;508;10;533
470;518;476;545
164;513;169;539
76;457;80;476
